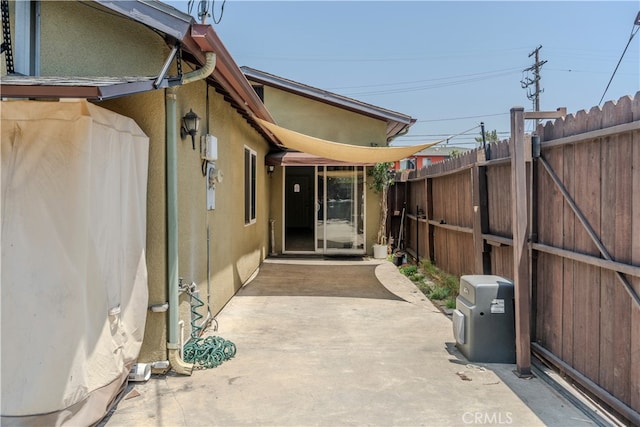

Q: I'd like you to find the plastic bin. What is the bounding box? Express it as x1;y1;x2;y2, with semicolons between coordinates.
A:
452;275;515;363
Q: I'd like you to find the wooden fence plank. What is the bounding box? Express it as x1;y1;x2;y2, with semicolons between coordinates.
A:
574;140;602;381
561;125;576;364
573;137;602;382
612;97;633;405
631;94;640;414
495;245;513;280
472;166;491;274
599;101;617;395
487;164;512;276
426;178;435;262
538;146;564;355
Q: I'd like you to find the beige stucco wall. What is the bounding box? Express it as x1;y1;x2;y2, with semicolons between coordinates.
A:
259;85;387;255
31;2;272;363
263;86;388;146
40;1;167;76
101;80;271;363
100;90;168;363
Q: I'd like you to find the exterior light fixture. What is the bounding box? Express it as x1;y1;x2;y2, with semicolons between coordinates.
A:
181;109;200;150
267;165;275;176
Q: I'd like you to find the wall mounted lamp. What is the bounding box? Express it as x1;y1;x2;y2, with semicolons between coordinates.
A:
180;109;200;150
267;165;275;177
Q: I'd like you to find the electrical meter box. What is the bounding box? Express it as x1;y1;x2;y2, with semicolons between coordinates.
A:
201;134;217;161
452;275;515;363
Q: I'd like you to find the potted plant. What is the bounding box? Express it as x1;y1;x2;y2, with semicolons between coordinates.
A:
368;162;395;259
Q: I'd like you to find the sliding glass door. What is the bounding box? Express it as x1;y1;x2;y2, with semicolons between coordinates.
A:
317;166;365;254
284;165;365;254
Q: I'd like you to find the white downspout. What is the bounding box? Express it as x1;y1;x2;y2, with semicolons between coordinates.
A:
166;52;216;376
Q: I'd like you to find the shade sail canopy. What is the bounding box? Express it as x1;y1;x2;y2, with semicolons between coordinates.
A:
256;118;442;164
266;151;373;166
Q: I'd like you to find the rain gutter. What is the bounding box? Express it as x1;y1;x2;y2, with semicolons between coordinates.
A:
165;26;217;375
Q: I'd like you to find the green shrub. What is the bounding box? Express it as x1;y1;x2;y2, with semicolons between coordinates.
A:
428;287;450;300
416;282;431;294
399;265;418;276
421;259;438;276
445;297;457;309
408;273;424;282
444;275;459;291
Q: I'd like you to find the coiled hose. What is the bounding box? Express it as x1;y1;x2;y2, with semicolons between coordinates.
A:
183;287;236;369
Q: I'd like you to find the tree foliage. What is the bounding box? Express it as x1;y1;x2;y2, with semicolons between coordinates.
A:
475;128;500;145
367;162;395;245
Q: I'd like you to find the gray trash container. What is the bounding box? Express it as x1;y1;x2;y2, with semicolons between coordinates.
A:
452;275;515;363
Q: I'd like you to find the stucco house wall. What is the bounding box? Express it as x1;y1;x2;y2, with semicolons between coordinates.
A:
102;73;271;365
262;85;388;146
29;2;271;363
40;1;168;77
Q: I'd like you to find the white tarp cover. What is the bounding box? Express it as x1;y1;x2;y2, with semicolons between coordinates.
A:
1;100;149;426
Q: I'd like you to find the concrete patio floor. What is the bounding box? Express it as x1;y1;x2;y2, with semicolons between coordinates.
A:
103;258;610;427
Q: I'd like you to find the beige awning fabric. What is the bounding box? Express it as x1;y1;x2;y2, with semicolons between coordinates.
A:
266;151;374;166
256;118;442;163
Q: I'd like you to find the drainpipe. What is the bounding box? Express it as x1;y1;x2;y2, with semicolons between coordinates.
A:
165;51;216;375
182;52;216;85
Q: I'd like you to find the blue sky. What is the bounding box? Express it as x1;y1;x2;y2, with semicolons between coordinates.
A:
171;1;639;147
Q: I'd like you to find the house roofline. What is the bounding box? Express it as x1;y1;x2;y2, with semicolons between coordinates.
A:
96;2;277;141
241;66;416;140
93;2;274;125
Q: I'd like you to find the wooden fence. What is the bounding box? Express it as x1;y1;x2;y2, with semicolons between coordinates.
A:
388;92;640;424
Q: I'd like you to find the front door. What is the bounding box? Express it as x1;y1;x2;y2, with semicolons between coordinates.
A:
284;166;315;251
283;165;365;254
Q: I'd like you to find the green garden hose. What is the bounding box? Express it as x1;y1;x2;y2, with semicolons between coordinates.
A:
183;287;236;369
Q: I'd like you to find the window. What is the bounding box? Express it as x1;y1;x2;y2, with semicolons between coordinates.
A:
400;158;416;170
244;147;257;224
13;1;40;75
251;85;264;102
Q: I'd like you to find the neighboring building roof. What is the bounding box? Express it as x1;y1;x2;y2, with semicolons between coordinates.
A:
241;66;416;141
412;145;470;157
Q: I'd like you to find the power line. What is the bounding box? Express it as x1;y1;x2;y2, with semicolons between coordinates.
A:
598;11;640;106
399;131;510;138
326;67;525;91
345;70;521;96
417;112;509;123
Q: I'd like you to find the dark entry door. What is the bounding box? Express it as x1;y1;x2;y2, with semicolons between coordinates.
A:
284;166;315;251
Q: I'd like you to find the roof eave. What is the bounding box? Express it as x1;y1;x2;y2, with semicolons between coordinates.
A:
94;2;272;123
194;27;273;124
95;0;193;41
242;66;416;137
0;76;168;100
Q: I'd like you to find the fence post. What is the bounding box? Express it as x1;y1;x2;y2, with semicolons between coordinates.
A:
510;106;532;377
472;162;491;274
415;204;420;263
426;177;435;263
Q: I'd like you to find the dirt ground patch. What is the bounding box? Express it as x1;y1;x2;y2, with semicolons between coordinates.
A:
239;263;404;301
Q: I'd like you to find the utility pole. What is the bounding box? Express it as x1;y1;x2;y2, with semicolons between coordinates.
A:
521;45;547;127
